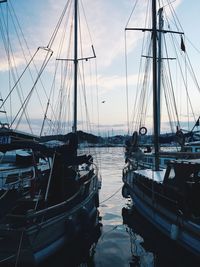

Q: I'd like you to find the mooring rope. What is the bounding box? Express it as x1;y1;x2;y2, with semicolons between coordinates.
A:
0;254;15;263
15;230;24;267
0;190;8;200
99;186;122;205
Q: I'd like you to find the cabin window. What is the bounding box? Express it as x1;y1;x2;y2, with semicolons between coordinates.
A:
168;167;175;180
5;174;18;184
164;159;169;164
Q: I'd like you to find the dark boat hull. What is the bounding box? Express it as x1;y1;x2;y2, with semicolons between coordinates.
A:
122;168;200;258
0;173;100;265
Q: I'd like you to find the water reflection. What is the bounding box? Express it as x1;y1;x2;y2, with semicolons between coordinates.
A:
122;205;200;267
94;224;135;267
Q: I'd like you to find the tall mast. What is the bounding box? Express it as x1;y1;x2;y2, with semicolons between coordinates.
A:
73;0;78;133
152;0;160;170
157;7;163;137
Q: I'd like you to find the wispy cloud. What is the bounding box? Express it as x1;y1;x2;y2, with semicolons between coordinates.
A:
0;0;189;136
97;74;138;95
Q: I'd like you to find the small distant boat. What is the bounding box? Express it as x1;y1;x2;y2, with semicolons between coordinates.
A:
123;0;200;258
0;0;101;265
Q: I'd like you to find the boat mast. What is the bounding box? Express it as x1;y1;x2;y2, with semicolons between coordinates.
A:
73;0;78;134
157;7;164;138
152;0;160;171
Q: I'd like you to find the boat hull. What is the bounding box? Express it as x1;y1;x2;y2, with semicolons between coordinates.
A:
122;169;200;258
0;175;100;265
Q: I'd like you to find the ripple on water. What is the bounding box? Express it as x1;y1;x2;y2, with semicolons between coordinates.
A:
94;224;154;267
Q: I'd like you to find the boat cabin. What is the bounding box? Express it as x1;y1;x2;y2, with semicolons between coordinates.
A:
163;160;200;188
163;160;200;217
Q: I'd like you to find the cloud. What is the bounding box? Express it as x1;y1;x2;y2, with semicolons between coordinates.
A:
84;1;131;68
0;0;187;137
2;0;184;73
97;74;138;95
0;54;24;72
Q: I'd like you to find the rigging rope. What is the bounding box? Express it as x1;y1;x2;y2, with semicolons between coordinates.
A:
0;3;56;133
126;0;200;135
124;32;130;135
125;0;139;29
47;0;71;49
10;48;53;128
9;2;51;115
15;230;24;267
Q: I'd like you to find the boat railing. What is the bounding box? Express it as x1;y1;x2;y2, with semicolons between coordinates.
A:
78;167;99;197
5;188;83;224
5;168;98;223
0;168;36;190
135;177;179;211
159;151;200;159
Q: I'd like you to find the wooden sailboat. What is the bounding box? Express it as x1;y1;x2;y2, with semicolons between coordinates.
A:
0;0;101;265
123;0;200;258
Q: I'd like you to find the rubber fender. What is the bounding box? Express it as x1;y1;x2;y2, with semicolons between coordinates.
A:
131;131;138;146
95;193;99;207
122;185;129;198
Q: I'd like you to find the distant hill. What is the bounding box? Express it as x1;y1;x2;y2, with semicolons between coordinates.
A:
40;130;104;144
40;130;200;147
77;131;103;143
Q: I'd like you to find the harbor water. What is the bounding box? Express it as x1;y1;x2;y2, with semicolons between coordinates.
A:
41;147;199;267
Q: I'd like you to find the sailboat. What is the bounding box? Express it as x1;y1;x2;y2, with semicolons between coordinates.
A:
124;1;200;170
0;0;53;217
122;0;200;258
0;0;101;265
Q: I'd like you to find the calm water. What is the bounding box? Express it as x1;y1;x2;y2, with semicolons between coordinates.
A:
42;147;199;266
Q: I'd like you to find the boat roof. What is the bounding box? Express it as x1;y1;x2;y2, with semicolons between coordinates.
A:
168;159;200;165
0;128;40;141
185;141;200;146
134;169;165;183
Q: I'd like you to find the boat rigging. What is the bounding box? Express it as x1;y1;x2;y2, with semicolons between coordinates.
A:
123;0;200;258
0;0;101;265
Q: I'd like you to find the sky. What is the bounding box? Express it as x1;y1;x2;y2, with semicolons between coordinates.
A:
0;0;200;137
